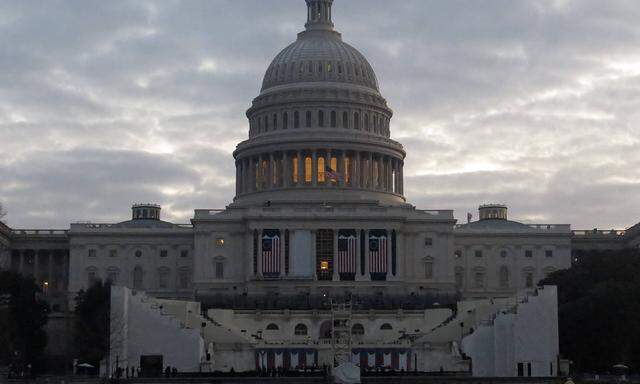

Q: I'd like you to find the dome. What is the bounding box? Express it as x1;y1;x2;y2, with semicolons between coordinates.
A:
260;32;380;92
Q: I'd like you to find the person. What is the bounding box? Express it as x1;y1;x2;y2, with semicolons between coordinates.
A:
164;366;171;377
171;367;177;377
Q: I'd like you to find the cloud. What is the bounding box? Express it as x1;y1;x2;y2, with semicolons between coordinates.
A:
0;0;639;230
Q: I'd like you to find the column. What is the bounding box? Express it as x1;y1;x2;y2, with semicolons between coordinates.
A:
311;230;317;280
333;230;339;281
269;152;275;189
399;161;404;194
283;152;290;188
257;229;263;278
393;159;398;193
280;228;286;277
297;151;304;186
235;161;240;195
325;150;332;187
312;150;318;187
368;152;374;190
339;150;346;187
256;155;262;191
364;230;371;281
387;157;392;192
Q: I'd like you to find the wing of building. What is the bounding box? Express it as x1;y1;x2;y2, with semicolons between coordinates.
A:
1;0;638;378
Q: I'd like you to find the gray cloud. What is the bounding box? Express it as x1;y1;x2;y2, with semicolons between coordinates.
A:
0;0;639;229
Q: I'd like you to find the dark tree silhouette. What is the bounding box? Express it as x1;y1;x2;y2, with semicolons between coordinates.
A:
0;271;49;372
541;249;640;373
73;280;111;368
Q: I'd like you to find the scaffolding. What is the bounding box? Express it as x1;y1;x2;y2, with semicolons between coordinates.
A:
331;299;353;368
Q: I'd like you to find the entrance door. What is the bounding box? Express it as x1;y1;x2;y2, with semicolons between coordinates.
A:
316;229;334;280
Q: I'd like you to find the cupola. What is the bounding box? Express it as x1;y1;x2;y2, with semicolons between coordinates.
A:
132;203;161;221
479;204;508;221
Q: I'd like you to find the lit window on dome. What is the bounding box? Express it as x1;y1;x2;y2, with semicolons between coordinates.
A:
305;156;312;183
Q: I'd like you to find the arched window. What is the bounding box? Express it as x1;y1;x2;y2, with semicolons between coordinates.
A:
318;62;323;73
264;115;269;132
351;324;365;335
500;250;508;258
306;111;312;128
380;323;393;330
474;268;486;289
499;266;509;288
283;112;289;129
133;266;143;289
158;267;170;289
318;110;324;127
342;112;349;128
294;323;308;336
354;112;360;130
266;323;279;331
317;157;325;183
523;268;535;288
273;114;278;130
135;250;142;258
294;111;300;128
331;111;337;127
364;114;370;131
86;267;99;287
308;61;313;73
423;256;434;279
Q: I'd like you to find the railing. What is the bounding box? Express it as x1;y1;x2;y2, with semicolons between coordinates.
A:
526;224;571;230
573;229;626;236
11;229;68;236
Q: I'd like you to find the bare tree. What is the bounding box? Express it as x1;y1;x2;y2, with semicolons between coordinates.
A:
0;203;6;223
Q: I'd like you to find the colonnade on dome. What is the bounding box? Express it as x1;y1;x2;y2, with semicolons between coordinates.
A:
235;149;404;197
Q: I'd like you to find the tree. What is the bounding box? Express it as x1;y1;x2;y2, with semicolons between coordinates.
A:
0;271;49;372
73;280;111;368
0;202;6;223
541;249;640;373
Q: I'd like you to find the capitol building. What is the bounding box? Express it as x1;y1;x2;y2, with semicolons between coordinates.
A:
1;0;639;378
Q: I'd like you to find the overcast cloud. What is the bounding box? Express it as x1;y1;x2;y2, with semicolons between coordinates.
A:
1;0;639;229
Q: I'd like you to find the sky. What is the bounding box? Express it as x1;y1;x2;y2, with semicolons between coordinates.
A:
1;0;639;229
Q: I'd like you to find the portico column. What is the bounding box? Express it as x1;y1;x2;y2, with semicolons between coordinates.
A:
368;152;374;189
297;151;304;186
364;230;371;281
339;150;346;187
283;152;290;188
257;229;263;278
269;153;275;189
312;150;318;187
386;157;392;192
325;150;332;187
333;230;339;281
280;228;286;276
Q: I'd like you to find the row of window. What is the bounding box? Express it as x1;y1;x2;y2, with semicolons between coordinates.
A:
87;249;190;258
454;249;554;258
454;266;556;290
265;59;375;86
86;266;192;290
249;110;390;136
282;322;391;336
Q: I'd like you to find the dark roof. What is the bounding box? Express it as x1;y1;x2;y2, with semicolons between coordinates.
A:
112;219;181;229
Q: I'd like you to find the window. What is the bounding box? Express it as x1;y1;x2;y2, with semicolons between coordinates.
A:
215;262;224;279
306;111;312;127
331;111;337;127
525;250;533;258
380;323;393;330
475;250;483;258
180;250;189;258
107;269;119;284
87;269;98;287
545;250;553;258
524;272;534;288
318;110;324;127
317;157;325;183
294;111;300;128
354;112;360;129
424;237;433;247
158;268;170;289
455;267;464;289
305;156;312;183
424;260;434;279
179;269;190;289
273;114;277;130
283;112;288;129
500;250;508;258
88;249;97;258
294;323;308;336
351;324;365;335
133;266;143;289
454;250;462;259
109;249;117;258
216;238;225;247
135;250;142;258
474;271;485;288
266;323;279;331
342;112;349;128
160;250;168;258
364;114;370;130
499;266;509;288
